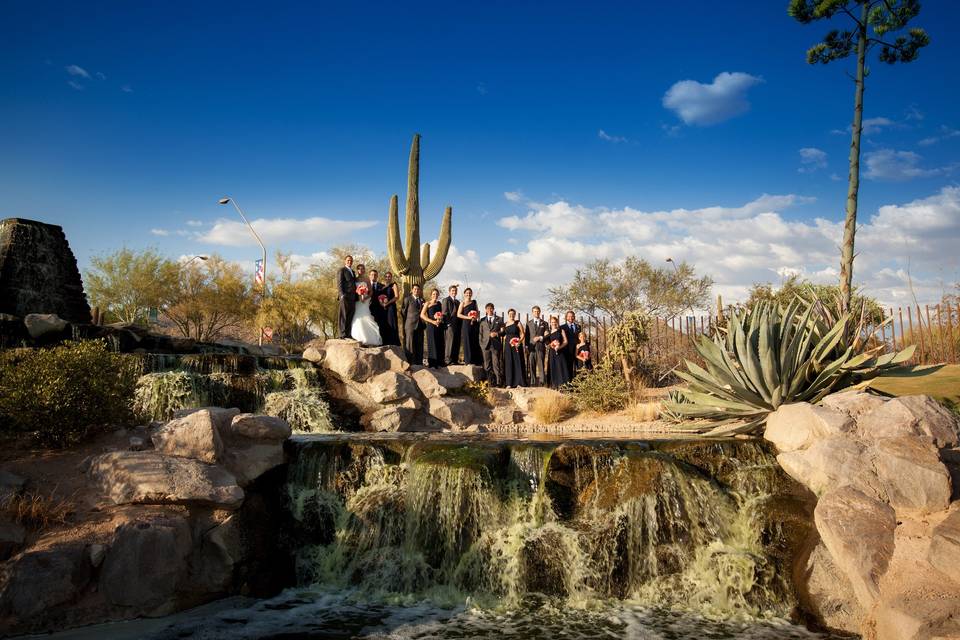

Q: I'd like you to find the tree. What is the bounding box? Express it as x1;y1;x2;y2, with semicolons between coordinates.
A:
789;0;929;311
548;257;713;322
258;253;328;346
84;248;180;324
162;255;256;342
745;274;886;323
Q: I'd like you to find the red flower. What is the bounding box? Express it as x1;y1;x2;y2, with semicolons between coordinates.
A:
468;310;478;319
509;337;520;348
578;351;590;361
378;294;388;304
356;283;368;296
550;339;560;350
434;311;443;321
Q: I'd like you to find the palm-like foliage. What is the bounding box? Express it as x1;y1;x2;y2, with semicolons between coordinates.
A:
664;298;914;435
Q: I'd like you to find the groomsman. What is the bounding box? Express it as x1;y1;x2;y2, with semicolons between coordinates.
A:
561;310;581;375
525;305;548;386
479;302;505;386
337;255;357;339
401;284;425;364
442;285;462;365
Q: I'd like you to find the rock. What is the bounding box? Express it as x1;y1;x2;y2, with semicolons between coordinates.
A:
321;340;407;382
504;387;563;413
100;513;192;612
152;407;240;463
814;486;896;609
194;515;243;592
874;593;960;640
366;371;422;404
776;436;880;498
765;402;854;452
428;397;479;429
800;541;862;635
363;400;424;432
0;520;26;561
216;414;290;485
128;436;147;451
23;312;69;339
928;509;960;579
820;389;888;420
302;345;323;364
872;436;952;514
88;543;106;568
858;395;959;448
0;469;26;501
0;542;91;619
88;451;244;509
228;414;291;440
412;368;469;399
492;405;522;424
446;364;486;382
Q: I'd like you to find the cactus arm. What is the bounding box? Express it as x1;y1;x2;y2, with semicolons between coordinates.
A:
423;205;452;281
420;242;431;275
404;134;422;266
386;194;409;274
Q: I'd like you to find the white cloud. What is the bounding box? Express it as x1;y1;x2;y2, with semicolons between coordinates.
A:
863;148;955;181
65;64;89;78
662;72;763;126
798;147;828;173
197;216;378;247
504;190;524;203
471;187;960;312
121;85;133;93
150;228;170;237
67;80;84;91
832;116;897;136
917;125;960;147
598;129;627;143
186;220;204;227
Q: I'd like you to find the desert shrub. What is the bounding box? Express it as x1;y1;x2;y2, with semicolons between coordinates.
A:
264;388;334;433
456;380;492;406
1;488;74;530
626;400;662;422
566;363;631;413
531;395;576;424
0;340;138;447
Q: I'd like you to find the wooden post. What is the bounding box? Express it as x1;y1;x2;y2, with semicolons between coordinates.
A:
889;307;896;351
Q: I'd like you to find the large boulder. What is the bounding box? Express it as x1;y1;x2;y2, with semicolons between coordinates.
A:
446;364;485;382
192;515;243;593
872;436;952;514
0;542;91;619
428;396;480;429
100;513;192;613
88;451;244;509
820;389;888;420
873;593;960;640
23;312;69;339
800;541;862;635
776;436;880;498
216;414;291;486
319;340;408;382
412;368;470;399
152;407;240;463
362;399;424;432
504;387;563;413
366;371;422;404
814;486;896;609
927;509;960;579
858;395;960;448
765;402;854;452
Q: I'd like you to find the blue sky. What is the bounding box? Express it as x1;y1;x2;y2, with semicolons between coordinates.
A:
2;1;959;309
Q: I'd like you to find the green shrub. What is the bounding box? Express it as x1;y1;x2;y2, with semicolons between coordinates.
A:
0;340;138;447
264;388;334;433
455;380;492;406
566;362;631;413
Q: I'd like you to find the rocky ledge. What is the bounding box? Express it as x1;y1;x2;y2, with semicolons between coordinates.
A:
0;408;294;635
765;390;960;640
303;339;560;431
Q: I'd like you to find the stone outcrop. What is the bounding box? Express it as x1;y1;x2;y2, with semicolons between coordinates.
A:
766;390;960;637
303;339;537;432
0;218;90;323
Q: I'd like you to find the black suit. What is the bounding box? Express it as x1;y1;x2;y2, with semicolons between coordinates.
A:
442;296;461;365
401;294;425;364
337;266;357;339
525;316;548;386
479;314;505;386
561;321;581;375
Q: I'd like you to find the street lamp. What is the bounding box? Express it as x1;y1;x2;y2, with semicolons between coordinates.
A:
180;255;208;271
219;196;267;346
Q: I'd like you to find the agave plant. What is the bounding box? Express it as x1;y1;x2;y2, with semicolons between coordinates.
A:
664;299;914;435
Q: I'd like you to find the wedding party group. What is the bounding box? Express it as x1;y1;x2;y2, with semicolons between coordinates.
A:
336;256;593;388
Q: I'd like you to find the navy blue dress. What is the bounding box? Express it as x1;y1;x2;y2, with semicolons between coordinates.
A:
504;322;525;388
461;300;482;366
425;301;445;368
546;329;571;388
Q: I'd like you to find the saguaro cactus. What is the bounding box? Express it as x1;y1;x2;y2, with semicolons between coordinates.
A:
387;134;452;301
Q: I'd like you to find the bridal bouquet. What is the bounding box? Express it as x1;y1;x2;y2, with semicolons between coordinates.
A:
356;283;368;297
509;337;520;348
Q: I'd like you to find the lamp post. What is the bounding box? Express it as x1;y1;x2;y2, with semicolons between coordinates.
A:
219;196;267;346
179;255;208;271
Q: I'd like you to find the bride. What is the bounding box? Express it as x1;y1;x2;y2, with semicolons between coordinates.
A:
350;264;382;346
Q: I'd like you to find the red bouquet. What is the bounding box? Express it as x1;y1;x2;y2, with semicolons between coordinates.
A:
378;294;388;305
356;283;368;297
509;337;520;348
434;311;443;321
550;339;560;350
468;310;478;320
578;350;590;361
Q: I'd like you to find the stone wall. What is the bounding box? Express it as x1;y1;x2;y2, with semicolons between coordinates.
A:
0;218;90;323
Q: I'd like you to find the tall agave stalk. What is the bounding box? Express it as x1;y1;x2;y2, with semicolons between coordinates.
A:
387;134;453;302
663;299;914;435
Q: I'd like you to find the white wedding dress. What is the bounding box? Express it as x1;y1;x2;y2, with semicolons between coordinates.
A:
351;295;382;346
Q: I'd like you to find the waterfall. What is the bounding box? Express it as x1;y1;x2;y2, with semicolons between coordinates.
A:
284;437;811;620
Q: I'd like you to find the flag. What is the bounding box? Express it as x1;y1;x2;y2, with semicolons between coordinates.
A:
261;327;274;342
254;259;265;286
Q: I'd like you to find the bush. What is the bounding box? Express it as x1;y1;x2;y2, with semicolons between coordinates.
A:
1;488;74;530
455;380;492;406
531;395;576;424
0;340;138;447
566;363;631;413
264;388;334;433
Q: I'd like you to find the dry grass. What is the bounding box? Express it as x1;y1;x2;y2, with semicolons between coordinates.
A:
1;487;74;531
532;394;577;424
625;400;662;423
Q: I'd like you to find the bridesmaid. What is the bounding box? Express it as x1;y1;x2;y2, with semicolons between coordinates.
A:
420;287;445;368
503;309;526;388
546;316;571;388
574;331;593;373
381;271;401;346
457;287;483;366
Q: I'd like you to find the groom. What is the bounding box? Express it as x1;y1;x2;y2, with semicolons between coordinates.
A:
337;255;357;339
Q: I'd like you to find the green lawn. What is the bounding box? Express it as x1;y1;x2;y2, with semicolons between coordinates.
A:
859;364;960;406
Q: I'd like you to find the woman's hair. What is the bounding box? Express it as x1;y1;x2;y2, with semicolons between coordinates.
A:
463;287;472;295
549;315;559;323
578;331;587;341
385;271;392;278
507;308;516;316
356;263;365;271
431;287;440;296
